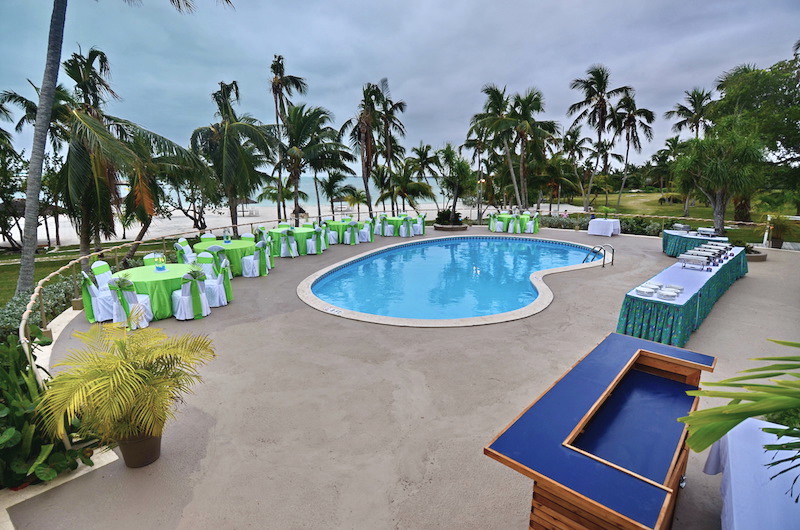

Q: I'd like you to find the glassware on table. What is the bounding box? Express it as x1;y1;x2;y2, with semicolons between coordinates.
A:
154;252;167;272
223;228;232;244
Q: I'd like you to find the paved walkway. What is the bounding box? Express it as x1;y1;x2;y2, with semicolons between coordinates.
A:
9;229;800;529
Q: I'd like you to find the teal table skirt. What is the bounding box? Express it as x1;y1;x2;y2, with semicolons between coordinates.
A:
194;240;255;276
112;264;194;320
662;230;729;257
616;250;747;347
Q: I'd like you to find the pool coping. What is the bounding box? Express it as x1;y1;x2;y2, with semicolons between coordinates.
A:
296;235;607;328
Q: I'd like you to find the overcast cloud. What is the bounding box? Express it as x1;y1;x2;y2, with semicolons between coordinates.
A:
2;1;798;168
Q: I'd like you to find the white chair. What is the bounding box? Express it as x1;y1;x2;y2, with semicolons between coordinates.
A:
382;218;394;237
305;228;324;255
177;237;196;262
279;229;299;258
241;232;256;242
199;233;216;242
412;216;424;236
359;221;373;243
196;252;228;307
343;222;360;245
525;213;538;234
142;252;158;265
507;215;522;234
500;210;510;214
174;243;195;264
322;223;338;245
494;216;505;232
171;273;211;321
398;217;414;238
242;241;270;277
90;261;113;291
108;278;153;330
80;272;114;323
522;211;531;215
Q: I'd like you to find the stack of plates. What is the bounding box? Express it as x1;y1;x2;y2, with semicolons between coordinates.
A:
657;290;679;300
642;282;662;290
664;284;684;293
635;287;655;297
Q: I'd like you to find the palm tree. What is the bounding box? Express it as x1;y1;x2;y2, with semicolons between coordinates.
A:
408;141;441;211
191;81;273;235
555;125;592;211
508;88;558;208
568;64;631;211
664;88;713;139
342;83;382;219
610;94;655;207
277;104;351;226
439;155;474;224
270;55;307;220
473;84;522;208
376;78;406;180
343;188;368;220
317;173;356;219
377;160;435;214
17;0;233;294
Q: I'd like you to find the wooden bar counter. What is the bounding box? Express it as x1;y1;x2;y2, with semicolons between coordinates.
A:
485;333;715;529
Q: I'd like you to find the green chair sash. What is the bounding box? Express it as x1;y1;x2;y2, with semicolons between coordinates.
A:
182;275;205;319
108;279;135;324
241;234;255;242
255;243;269;275
402;217;414;237
143;256;157;265
80;274;97;323
346;223;358;245
92;262;111;274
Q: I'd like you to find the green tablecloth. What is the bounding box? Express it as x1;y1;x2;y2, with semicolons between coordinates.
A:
326;221;364;243
662;230;729;257
268;227;315;256
193;240;255;276
112;264;194;321
616;249;747;347
491;214;537;233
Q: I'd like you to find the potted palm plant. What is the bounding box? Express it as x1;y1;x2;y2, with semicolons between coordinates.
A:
769;215;798;249
36;324;215;468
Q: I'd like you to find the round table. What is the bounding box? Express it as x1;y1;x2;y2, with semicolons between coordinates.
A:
495;214;532;232
112;264;194;320
193;240;255;276
268;227;315;256
325;220;364;243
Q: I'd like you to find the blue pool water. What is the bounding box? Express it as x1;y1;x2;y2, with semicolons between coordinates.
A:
312;237;597;320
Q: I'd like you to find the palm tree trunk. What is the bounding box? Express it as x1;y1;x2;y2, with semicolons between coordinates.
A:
229;195;239;236
502;139;523;208
54;210;61;246
616;139;631;209
43;214;51;247
293;177;301;227
16;0;68;294
314;176;322;222
123;217;152;260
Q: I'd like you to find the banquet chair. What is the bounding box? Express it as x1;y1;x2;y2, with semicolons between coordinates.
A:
359;220;373;242
507;215;522;234
493;215;505;232
305;228;324;255
142;252;158;265
90;261;113;291
412;215;425;236
277;222;291;229
171;273;211;321
196;252;228;307
242;241;270;277
522;211;531;215
177;237;197;263
205;244;228;271
200;233;216;242
500;210;510;214
398;212;408;217
174;243;192;264
524;213;538;234
108;277;153;330
341;216;352;223
381;217;394;237
398;217;414;238
343;221;360;245
241;232;256;242
279;229;299;258
322;222;338;246
80;272;114;323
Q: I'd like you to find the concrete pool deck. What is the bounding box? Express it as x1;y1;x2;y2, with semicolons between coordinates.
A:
9;228;800;529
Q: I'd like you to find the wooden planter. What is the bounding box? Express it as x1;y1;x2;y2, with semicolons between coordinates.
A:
433;224;468;231
746;251;767;262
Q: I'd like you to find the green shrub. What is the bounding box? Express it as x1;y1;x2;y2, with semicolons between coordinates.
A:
0;328;97;489
435;210;462;225
729;239;756;254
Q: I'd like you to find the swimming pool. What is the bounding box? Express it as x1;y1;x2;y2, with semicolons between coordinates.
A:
298;236;605;327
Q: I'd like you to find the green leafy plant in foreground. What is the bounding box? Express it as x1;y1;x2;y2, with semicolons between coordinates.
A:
0;327;96;489
679;339;800;500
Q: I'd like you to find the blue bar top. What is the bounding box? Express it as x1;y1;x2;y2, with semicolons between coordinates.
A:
486;333;714;528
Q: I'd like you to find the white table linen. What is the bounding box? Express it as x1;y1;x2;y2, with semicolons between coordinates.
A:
587;218;621;237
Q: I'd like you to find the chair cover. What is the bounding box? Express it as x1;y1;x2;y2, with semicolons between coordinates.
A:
90;261;113;291
302;222;316;229
277;222;291;229
507;214;522;234
219;257;233;302
413;215;425;236
108;278;152;330
341;216;352;223
196;252;228;307
398;217;414;238
323;223;338;245
359;221;373;243
143;252;158;265
381;217;394;237
206;244;227;270
80;272;113;323
306;228;324;255
241;232;255;242
200;233;216;241
242;241;269;277
176;238;196;263
279;229;299;258
171;273;211;320
256;227;269;245
494;215;505;232
500;210;510;214
343;221;360;245
522;211;531;215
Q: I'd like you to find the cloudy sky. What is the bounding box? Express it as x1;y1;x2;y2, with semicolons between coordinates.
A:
2;1;799;168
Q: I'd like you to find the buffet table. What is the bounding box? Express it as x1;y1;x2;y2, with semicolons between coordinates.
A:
662;229;729;257
704;418;799;530
588;218;621;237
111;264;194;320
194;239;255;276
486;333;715;529
616;248;747;347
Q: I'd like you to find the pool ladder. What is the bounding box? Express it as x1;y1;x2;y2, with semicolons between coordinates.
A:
584;245;615;267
